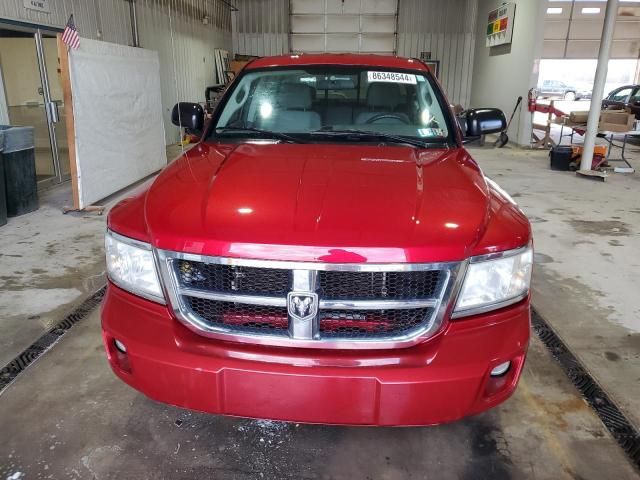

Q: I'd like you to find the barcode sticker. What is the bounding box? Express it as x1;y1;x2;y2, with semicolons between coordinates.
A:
418;128;445;138
367;71;417;84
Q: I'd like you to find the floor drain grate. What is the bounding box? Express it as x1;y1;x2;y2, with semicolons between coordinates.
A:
0;287;106;393
532;308;640;471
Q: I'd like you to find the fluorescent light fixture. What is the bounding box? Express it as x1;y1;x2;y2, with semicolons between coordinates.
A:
581;7;601;14
546;7;563;14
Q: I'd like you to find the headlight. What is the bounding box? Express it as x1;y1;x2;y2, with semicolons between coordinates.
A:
105;230;164;303
453;246;532;317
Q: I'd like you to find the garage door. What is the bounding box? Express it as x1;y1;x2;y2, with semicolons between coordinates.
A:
290;0;398;54
543;1;640;59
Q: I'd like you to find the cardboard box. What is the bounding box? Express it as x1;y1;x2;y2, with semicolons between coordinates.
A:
230;60;249;76
569;111;589;124
599;110;635;133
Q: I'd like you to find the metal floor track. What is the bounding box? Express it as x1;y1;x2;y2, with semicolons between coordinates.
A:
532;308;640;471
0;287;106;393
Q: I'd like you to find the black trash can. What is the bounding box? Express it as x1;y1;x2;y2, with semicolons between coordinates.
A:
0;130;6;227
549;145;575;171
1;126;38;216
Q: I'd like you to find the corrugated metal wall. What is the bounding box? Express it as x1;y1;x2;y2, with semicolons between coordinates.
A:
0;0;131;41
230;0;478;106
289;0;398;55
93;0;136;44
137;0;233;144
232;0;289;56
0;0;233;144
397;0;478;106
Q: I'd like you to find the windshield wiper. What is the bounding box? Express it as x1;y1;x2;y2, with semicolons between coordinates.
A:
216;127;306;144
308;128;442;149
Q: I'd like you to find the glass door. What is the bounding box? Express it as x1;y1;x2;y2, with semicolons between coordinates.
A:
43;34;71;181
35;28;70;185
0;22;67;188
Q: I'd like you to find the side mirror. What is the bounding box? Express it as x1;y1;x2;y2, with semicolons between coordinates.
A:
171;102;205;134
463;108;507;137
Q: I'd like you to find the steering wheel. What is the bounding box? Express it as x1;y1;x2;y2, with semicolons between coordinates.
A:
365;113;411;125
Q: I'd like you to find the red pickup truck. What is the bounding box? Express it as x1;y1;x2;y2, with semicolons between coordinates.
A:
102;54;532;426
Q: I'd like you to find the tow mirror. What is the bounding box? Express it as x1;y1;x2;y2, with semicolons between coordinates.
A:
171;102;205;135
462;108;507;138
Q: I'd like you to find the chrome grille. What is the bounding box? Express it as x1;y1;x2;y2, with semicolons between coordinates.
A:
176;260;290;296
319;308;435;339
157;251;462;350
318;270;443;300
176;260;444;300
186;297;288;335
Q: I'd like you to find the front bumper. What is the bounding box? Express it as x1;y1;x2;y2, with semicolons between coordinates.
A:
101;282;530;426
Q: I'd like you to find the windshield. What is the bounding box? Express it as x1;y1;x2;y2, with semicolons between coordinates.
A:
211;66;452;146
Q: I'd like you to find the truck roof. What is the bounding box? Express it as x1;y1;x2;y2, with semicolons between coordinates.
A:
246;53;428;71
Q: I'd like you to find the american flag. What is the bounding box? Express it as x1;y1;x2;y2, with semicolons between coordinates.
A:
62;14;80;49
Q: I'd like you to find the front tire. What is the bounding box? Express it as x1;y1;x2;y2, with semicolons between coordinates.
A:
564;91;576;101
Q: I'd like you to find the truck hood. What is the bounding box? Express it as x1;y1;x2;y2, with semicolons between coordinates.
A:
144;142;493;263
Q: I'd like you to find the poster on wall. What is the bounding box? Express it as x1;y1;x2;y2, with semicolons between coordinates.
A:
486;3;516;48
424;60;440;78
418;52;439;77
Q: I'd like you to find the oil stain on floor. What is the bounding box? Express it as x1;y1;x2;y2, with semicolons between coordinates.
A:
567;219;631;237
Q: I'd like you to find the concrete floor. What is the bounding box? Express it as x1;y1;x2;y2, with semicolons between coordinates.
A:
468;143;640;429
1;308;637;480
1;143;639;479
0;184;108;367
0;144;180;367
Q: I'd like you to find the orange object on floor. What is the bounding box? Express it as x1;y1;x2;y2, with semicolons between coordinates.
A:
570;145;609;170
571;144;608;157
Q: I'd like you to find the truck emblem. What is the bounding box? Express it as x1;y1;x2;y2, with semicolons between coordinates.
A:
287;292;318;321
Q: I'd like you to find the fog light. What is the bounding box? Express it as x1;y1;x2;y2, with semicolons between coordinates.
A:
114;339;127;353
490;361;511;377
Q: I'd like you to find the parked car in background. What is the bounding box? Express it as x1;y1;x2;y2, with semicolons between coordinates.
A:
538;79;583;101
602;85;640;119
575;84;592;100
102;54;532;426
